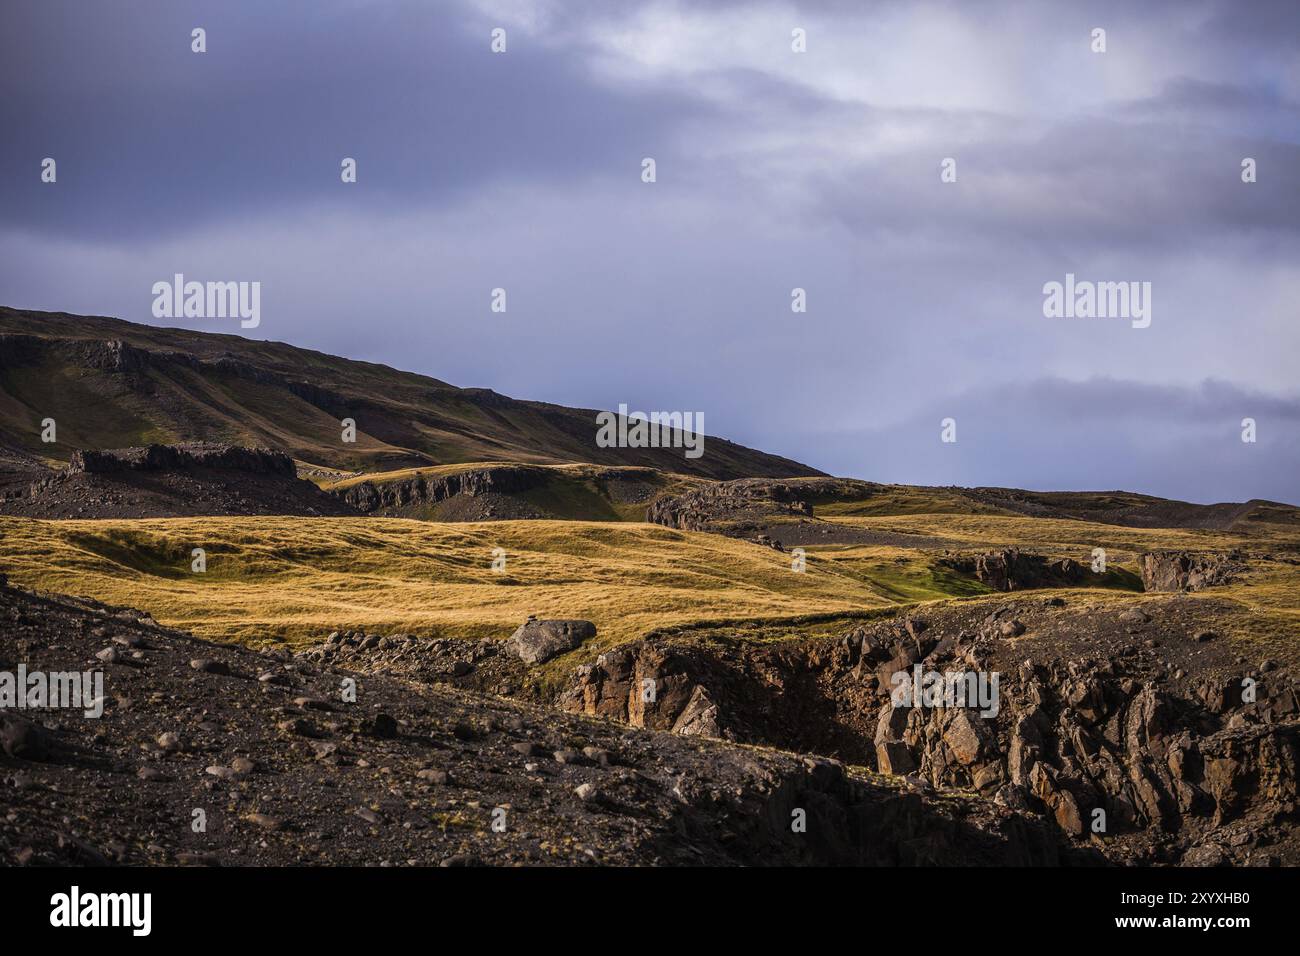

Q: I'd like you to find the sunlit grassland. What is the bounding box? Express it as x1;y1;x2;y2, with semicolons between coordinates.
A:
3;508;1295;654
0;517;900;648
827;513;1274;561
827;512;1300;639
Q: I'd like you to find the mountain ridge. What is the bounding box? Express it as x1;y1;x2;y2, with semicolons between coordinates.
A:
0;306;824;480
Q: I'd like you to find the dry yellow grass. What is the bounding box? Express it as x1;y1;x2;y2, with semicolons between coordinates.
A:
830;513;1266;561
4;508;1295;653
0;516;894;648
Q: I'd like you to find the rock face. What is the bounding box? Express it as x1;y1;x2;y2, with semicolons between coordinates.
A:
1139;551;1241;592
506;618;597;664
4;443;353;519
647;478;817;532
336;466;547;515
940;549;1089;592
558;596;1300;865
646;477;962;549
67;443;297;476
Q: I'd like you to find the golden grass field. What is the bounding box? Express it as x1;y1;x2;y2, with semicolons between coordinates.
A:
2;508;1296;652
0;516;900;648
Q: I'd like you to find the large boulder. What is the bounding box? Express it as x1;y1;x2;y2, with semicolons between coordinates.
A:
506;617;596;664
1138;551;1239;592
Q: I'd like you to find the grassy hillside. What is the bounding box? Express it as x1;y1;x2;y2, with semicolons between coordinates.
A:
827;511;1300;559
6;503;1295;655
0;307;822;480
0;516;900;648
788;479;1298;531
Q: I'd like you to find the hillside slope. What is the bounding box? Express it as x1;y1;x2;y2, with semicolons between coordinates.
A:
0;307;822;480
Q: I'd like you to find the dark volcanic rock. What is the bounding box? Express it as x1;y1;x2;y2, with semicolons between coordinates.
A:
69;443;296;476
506;617;597;664
940;549;1089;592
647;477;818;532
557;595;1300;866
3;443;356;519
1139;551;1242;592
0;714;51;761
0;580;1067;867
335;466;546;515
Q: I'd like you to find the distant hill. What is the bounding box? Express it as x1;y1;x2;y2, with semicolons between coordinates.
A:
0;307;823;479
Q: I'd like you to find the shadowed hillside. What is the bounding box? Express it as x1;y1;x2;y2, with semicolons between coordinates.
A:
0;307;822;480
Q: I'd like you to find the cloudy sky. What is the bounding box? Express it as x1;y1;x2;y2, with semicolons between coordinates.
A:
2;0;1297;503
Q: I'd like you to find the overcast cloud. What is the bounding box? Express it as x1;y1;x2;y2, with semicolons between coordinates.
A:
1;0;1297;503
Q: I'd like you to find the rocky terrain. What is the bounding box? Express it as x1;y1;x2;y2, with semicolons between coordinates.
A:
645;476;954;547
648;476;1300;543
332;463;672;522
0;444;355;518
0;577;1077;867
2;307;1297;870
335;465;550;519
938;549;1094;591
293;593;1300;866
1139;550;1246;592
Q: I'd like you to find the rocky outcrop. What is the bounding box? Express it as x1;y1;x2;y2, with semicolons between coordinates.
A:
557;599;1300;864
1139;551;1242;592
506;618;597;664
336;466;547;514
940;549;1090;591
68;443;296;476
565;642;697;731
646;478;821;532
7;443;352;518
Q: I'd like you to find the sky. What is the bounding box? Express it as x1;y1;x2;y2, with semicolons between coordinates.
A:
1;0;1297;504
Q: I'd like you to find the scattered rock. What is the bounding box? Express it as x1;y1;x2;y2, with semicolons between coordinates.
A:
361;713;398;738
190;658;231;675
243;813;284;831
0;715;50;761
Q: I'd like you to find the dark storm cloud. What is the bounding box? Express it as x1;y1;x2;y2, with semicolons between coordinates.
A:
0;0;1296;503
0;0;713;240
